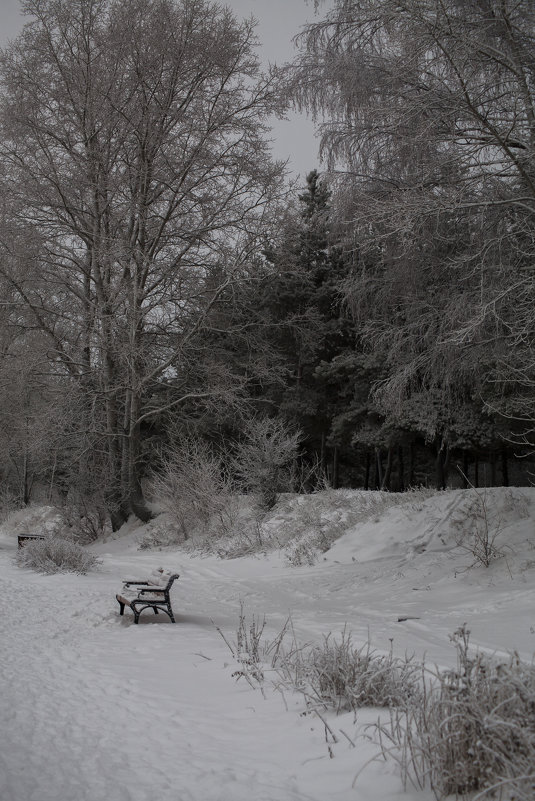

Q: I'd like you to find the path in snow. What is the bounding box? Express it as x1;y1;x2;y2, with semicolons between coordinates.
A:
0;546;409;801
1;487;534;801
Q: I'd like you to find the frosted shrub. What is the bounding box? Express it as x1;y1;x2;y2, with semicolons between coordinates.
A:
16;536;101;575
0;487;20;523
231;416;302;510
307;633;419;711
138;521;181;550
282;495;347;565
275;629;419;713
285;539;320;567
150;437;237;543
352;487;435;524
452;489;508;569
0;504;64;540
218;609;534;800
214;519;265;559
376;626;535;800
60;496;110;543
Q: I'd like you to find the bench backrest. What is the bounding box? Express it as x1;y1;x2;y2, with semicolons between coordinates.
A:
163;573;179;590
137;573;179;599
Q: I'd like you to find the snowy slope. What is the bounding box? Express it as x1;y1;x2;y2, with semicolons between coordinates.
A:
0;487;534;801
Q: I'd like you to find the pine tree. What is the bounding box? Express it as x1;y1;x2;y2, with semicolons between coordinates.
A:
260;171;358;486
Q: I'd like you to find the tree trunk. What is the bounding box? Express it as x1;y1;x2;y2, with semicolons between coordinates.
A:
381;446;393;490
375;448;383;489
48;451;57;502
332;445;339;489
320;431;326;475
435;443;449;490
104;401;127;530
501;445;509;487
127;390;153;523
364;450;370;490
22;449;31;505
490;449;497;486
408;442;415;487
397;445;404;491
461;451;470;488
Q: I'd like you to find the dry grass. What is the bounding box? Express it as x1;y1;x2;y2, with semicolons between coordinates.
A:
220;608;420;715
372;625;535;800
220;608;535;800
273;627;420;714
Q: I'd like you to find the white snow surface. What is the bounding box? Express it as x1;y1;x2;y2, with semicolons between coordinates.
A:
1;487;534;801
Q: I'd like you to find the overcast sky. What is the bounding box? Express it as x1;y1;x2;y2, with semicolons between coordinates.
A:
0;0;322;179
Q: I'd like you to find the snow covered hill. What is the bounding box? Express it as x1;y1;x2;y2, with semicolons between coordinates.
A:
0;487;534;801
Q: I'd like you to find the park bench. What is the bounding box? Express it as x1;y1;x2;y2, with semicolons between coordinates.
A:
116;572;179;624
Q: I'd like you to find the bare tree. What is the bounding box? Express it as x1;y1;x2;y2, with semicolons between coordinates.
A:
0;0;286;525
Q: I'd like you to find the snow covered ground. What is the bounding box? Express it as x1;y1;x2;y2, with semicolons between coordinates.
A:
0;487;534;801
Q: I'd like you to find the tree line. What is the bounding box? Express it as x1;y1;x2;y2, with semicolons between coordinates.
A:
1;0;534;528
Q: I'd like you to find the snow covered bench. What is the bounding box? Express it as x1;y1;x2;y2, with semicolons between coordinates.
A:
116;570;179;624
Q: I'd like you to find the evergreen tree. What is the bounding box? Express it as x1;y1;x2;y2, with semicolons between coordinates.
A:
260;171;358;486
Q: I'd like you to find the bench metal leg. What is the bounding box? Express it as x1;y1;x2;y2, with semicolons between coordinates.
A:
120;598;176;624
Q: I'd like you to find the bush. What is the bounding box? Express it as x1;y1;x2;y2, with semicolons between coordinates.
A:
0;487;20;523
59;495;110;543
213;518;266;559
375;625;535;800
305;632;419;711
137;519;183;550
231;416;303;510
16;536;101;575
282;492;350;566
150;437;237;543
274;628;419;713
452;488;508;569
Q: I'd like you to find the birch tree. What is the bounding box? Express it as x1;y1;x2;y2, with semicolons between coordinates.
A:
291;0;535;458
0;0;285;525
